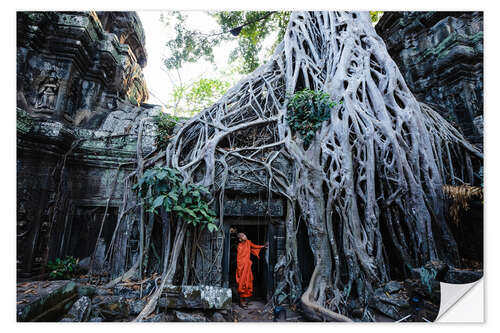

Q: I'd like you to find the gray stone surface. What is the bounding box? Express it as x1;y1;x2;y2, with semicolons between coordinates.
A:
144;313;168;322
95;12;147;68
210;312;226;322
129;299;147;316
60;296;91;322
443;267;483;284
77;285;96;298
376;12;483;145
383;281;403;294
91;295;130;321
113;279;156;299
159;285;232;310
17;281;79;322
17;11;149;125
173;310;207;322
223;196;284;217
369;278;440;322
16;10;157;280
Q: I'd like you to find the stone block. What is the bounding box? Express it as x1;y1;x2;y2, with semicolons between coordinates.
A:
17;281;79;322
60;296;91;322
173;310;207;322
158;285;232;310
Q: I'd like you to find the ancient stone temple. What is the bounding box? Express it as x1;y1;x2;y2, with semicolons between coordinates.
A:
376;12;483;144
16;11;158;279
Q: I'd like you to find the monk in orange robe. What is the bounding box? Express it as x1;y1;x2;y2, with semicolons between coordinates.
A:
236;232;267;308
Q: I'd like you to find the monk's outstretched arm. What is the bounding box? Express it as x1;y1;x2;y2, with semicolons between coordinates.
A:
249;241;268;259
249;241;265;249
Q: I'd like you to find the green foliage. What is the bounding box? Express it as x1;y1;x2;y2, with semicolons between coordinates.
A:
46;256;78;280
163;11;223;70
154;112;179;150
286;89;338;148
370;11;383;24
162;11;289;75
214;11;290;74
132;166;218;232
162;11;382;75
168;77;230;117
184;78;231;115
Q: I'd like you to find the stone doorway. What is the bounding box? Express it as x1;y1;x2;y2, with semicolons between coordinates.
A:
220;193;285;301
227;223;269;301
62;205;118;261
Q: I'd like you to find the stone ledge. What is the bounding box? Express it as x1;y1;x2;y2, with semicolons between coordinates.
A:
159;285;232;310
17;281;79;322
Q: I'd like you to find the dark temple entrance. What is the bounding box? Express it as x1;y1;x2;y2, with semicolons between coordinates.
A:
62;205;118;260
228;224;269;300
221;193;286;302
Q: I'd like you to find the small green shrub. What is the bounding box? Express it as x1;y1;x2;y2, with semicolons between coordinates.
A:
132;166;218;232
46;256;78;280
154;112;179;150
286;89;338;148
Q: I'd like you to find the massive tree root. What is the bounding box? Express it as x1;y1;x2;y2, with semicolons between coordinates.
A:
105;11;482;321
301;259;352;322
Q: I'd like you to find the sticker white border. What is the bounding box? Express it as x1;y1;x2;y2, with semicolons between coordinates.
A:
437;279;484;322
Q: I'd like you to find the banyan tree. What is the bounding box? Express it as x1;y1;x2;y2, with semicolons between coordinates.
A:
105;11;482;321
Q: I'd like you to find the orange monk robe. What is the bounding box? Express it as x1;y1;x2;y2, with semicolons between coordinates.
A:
236;240;265;298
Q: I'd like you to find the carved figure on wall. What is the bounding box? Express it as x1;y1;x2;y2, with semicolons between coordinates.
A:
79;80;97;110
35;70;59;111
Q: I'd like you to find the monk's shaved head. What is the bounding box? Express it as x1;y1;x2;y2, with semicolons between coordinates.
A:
237;233;247;241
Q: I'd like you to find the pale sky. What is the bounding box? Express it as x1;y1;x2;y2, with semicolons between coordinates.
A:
138;11;241;113
137;11;276;115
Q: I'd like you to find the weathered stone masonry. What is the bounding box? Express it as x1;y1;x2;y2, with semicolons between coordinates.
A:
16;11;157;279
376;12;483;145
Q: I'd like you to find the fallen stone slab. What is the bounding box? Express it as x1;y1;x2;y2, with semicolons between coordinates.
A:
17;281;79;322
158;285;231;310
77;285;97;298
443;268;483;284
173;310;207;322
91;295;130;321
60;296;91;322
370;288;410;320
383;281;403;294
143;313;175;322
129;299;147;316
370;299;403;320
210;312;226;322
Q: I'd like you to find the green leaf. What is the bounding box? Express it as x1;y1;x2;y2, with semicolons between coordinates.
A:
156;170;168;180
152;195;166;209
185;208;197;218
167;192;179;201
207;223;218;232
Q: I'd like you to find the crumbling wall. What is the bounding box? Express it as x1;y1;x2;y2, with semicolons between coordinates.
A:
16;11;158;279
376;12;483;145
